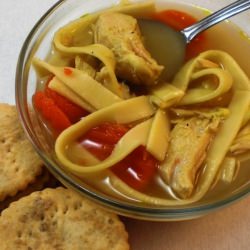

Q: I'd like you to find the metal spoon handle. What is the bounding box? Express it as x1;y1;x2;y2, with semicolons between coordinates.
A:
182;0;250;43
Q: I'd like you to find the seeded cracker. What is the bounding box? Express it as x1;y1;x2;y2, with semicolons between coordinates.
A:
0;187;130;250
0;104;43;201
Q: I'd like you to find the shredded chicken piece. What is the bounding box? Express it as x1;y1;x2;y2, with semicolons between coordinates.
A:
94;12;164;85
159;117;220;199
75;55;98;79
75;55;131;99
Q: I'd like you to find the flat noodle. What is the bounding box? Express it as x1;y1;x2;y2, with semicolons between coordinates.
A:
110;93;250;206
57;119;153;175
171;108;229;119
219;157;239;184
53;1;155;98
150;51;238;107
172;51;235;105
54;50;250;205
241;108;250;127
150;84;184;108
55;96;155;175
193;93;250;200
173;50;250;92
112;51;250;205
33;0;250;205
53;43;124;97
33;59;122;110
237;151;250;163
179;68;233;105
146;109;170;161
170;51;250;200
48;77;96;112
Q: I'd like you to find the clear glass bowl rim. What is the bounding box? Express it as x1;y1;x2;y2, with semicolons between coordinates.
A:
15;0;250;220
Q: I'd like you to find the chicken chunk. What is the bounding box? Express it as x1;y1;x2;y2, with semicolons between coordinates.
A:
75;55;98;79
94;12;164;85
159;117;220;199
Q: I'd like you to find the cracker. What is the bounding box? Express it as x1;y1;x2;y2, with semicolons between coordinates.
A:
0;187;130;250
0;169;59;213
0;104;43;201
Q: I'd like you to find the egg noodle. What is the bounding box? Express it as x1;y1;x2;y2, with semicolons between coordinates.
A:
33;0;250;205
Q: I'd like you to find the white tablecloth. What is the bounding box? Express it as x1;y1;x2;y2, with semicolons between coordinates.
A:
1;1;250;249
0;0;57;104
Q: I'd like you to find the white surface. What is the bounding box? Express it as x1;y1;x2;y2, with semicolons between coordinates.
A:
0;0;57;104
0;0;249;105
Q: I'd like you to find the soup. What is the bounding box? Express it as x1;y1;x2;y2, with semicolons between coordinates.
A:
32;1;250;206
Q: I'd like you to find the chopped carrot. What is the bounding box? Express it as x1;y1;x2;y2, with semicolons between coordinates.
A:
79;123;158;190
33;91;71;133
45;86;89;123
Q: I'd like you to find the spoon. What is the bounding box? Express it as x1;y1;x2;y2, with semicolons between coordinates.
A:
138;0;250;80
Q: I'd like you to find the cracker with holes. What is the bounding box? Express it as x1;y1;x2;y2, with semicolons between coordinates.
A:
0;187;130;250
0;169;60;212
0;103;43;201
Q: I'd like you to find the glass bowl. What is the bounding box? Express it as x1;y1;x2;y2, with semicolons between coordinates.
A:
16;0;250;221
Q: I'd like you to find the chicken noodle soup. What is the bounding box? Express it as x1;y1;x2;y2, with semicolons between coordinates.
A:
33;1;250;206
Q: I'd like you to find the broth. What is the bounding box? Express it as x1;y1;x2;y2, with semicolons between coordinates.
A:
35;2;250;205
